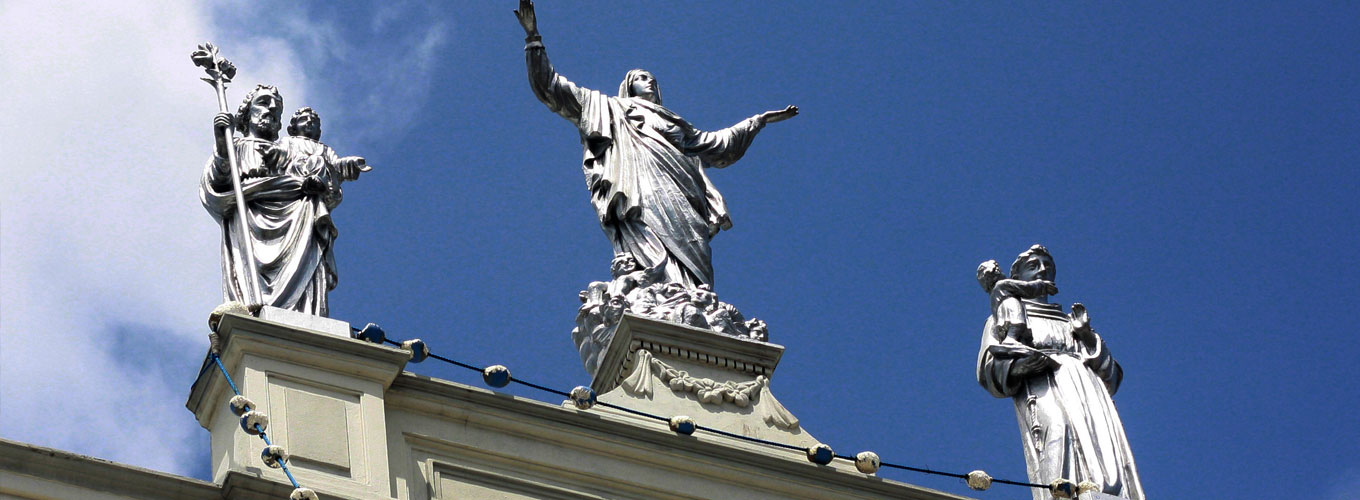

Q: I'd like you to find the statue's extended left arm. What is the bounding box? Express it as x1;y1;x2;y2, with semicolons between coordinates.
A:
325;145;369;182
682;101;798;169
679;105;799;169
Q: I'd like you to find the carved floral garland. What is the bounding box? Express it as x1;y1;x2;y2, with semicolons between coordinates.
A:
620;349;799;430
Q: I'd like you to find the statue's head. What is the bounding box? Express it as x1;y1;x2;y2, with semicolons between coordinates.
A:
977;260;1004;292
690;284;716;306
1010;244;1056;282
235;84;283;140
602;294;628;323
287;107;321;140
618;69;661;105
610;253;642;278
746;319;768;342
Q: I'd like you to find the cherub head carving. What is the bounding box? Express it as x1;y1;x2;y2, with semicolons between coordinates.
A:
610;253;642;278
602;294;629;324
689;284;717;308
746;319;769;342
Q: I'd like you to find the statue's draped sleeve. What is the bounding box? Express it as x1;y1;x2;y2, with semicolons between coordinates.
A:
201;140;306;221
525;41;585;126
977;315;1023;398
677;113;764;169
1079;328;1123;395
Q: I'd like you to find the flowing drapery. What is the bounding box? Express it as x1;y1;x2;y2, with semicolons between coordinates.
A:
977;300;1144;500
527;43;766;287
200;137;337;316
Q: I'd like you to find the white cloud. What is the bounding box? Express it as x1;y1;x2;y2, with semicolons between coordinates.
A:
0;0;446;478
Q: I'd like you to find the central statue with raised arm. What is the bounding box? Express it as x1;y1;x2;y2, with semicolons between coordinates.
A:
516;0;797;289
516;1;797;373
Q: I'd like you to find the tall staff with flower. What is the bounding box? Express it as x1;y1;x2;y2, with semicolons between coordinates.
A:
192;43;261;304
193;44;367;317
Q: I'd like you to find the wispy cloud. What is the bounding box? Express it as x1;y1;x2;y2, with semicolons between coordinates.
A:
0;0;447;479
209;2;452;147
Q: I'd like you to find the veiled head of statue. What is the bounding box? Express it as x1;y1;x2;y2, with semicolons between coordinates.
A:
236;84;283;139
1010;244;1056;282
619;69;661;105
288;107;322;140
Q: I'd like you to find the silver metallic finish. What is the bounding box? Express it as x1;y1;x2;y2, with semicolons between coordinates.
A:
516;0;797;288
573;253;767;376
192;43;261;303
199;76;369;317
976;245;1144;500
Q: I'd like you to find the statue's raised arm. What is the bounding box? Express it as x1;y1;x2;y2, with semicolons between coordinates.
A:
517;0;585;122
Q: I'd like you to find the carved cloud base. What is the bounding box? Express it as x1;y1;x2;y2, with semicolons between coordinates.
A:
586;314;816;447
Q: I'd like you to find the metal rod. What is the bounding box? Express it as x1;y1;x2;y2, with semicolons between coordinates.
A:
209;76;262;304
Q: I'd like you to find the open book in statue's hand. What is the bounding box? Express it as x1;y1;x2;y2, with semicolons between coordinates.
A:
987;342;1046;360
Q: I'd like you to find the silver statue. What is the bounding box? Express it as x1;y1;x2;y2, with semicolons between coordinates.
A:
515;0;798;288
196;48;369;316
976;245;1143;500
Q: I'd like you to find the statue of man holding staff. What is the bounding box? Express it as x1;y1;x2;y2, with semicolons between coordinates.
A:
195;44;368;317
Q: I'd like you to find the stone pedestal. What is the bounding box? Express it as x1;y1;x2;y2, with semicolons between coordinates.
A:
256;305;351;338
186;311;409;499
590;314;817;446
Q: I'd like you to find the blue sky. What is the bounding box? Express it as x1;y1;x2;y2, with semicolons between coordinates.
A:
2;2;1357;499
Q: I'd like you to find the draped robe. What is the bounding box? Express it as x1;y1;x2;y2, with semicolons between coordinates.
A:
977;300;1144;500
527;43;766;287
200;136;344;316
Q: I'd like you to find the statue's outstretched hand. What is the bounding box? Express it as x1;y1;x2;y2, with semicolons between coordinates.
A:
339;156;371;173
1042;280;1059;296
514;0;538;38
1071;302;1095;344
758;105;799;125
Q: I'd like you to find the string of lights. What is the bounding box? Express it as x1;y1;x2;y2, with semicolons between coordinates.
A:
337;322;1098;497
203;346;318;500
